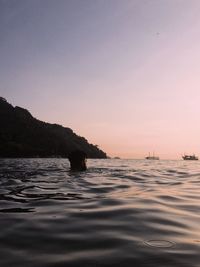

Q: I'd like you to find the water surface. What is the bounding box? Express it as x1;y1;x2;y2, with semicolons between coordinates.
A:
0;159;200;266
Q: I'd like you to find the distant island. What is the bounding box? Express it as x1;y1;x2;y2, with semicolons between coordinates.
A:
0;97;107;158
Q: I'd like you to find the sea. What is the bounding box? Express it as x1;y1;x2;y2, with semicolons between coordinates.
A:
0;158;200;267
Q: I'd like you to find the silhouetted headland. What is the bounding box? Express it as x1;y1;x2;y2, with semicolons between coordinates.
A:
0;97;107;158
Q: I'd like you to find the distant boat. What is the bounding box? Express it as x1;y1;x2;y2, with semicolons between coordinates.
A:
182;154;198;160
145;152;159;160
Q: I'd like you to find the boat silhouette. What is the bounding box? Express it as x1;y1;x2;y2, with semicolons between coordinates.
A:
182;154;198;160
145;152;159;160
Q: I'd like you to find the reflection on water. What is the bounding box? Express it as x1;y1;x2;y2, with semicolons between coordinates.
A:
0;158;200;266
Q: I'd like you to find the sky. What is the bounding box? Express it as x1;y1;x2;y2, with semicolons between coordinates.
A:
1;0;200;159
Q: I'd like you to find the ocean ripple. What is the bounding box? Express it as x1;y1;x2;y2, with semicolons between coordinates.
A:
0;159;200;266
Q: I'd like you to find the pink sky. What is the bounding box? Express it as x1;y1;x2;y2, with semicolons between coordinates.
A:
1;1;200;158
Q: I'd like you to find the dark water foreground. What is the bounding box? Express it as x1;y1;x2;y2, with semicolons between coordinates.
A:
0;159;200;267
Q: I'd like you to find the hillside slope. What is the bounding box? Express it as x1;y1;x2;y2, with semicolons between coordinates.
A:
0;97;107;158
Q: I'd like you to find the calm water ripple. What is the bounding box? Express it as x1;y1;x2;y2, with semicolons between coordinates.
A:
0;158;200;266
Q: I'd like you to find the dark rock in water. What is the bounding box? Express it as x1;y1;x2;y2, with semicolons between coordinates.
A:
68;150;87;171
0;97;107;158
